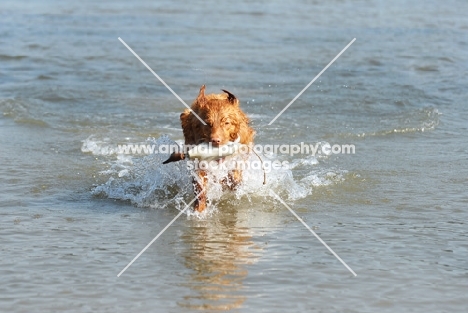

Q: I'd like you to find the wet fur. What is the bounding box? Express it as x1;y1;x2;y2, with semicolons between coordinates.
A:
180;85;255;212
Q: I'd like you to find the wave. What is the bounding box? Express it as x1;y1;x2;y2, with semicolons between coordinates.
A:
342;107;440;138
0;54;27;61
0;98;50;128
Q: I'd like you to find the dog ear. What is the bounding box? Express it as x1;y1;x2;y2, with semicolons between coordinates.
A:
180;109;196;144
222;89;239;105
196;85;206;107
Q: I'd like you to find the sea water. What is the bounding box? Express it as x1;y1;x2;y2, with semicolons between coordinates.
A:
1;0;467;312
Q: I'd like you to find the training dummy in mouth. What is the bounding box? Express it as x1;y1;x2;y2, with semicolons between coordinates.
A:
162;137;243;164
163;137;267;185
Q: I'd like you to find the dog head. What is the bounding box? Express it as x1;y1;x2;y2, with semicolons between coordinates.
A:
180;85;251;147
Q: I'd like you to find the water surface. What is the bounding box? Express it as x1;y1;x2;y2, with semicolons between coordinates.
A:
1;0;468;312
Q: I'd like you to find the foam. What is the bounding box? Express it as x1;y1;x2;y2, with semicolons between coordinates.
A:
81;136;119;156
89;135;347;216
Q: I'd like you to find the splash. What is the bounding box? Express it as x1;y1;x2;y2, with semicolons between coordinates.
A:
91;135;192;210
86;135;346;215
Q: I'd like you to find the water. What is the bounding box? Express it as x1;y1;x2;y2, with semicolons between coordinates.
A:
1;0;468;312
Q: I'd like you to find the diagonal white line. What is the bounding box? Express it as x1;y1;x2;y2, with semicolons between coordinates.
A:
114;36;358;279
117;194;202;277
118;37;206;125
270;190;357;276
268;38;356;125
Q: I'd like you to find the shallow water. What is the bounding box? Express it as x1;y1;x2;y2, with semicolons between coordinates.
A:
1;0;468;312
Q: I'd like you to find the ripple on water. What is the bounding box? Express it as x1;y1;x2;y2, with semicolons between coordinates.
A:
340;107;441;139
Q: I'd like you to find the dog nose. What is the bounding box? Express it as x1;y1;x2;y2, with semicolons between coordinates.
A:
210;137;221;145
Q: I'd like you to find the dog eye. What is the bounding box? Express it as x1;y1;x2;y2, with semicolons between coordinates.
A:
224;121;230;126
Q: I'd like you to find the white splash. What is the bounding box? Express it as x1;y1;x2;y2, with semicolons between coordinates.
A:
87;135;347;215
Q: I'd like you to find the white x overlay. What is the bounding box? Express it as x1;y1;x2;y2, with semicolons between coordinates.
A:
116;37;357;277
270;190;357;276
268;38;356;125
117;191;203;277
118;37;206;125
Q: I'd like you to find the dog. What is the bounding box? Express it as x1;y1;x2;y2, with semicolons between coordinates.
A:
180;85;255;212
